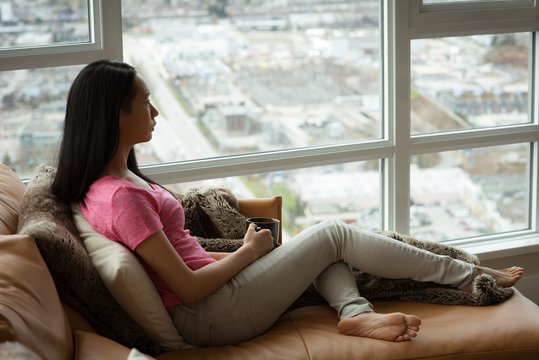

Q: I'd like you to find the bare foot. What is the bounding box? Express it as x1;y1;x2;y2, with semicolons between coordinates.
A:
476;266;524;288
338;312;421;342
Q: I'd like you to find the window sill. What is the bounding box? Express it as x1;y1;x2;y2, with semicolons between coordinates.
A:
460;235;539;261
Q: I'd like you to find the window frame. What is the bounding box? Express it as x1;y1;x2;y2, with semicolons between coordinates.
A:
420;0;535;14
390;0;539;248
0;0;122;71
2;0;539;256
143;0;539;250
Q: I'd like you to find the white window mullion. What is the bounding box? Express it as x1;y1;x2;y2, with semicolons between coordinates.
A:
410;124;539;155
385;0;412;234
531;32;539;234
142;140;395;185
102;0;123;61
382;0;394;231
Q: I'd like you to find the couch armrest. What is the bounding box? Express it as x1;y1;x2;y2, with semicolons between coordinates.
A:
0;234;73;360
238;196;282;244
0;163;25;235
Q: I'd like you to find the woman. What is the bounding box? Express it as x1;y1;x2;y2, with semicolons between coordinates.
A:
52;60;523;347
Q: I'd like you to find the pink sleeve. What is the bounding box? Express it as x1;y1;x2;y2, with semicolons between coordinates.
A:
110;186;163;250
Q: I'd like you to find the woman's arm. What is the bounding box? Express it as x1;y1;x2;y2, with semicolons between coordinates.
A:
208;252;231;260
135;223;273;304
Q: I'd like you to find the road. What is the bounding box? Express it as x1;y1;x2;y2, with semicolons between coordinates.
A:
123;36;266;208
124;36;215;161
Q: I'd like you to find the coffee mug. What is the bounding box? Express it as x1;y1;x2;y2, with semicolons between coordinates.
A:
246;217;280;247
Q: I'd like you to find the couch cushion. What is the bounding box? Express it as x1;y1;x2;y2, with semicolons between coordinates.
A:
286;291;539;360
154;290;539;360
72;204;190;351
0;163;25;235
155;311;310;360
0;234;73;360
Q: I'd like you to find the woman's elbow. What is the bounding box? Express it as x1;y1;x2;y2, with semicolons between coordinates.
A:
174;287;207;304
180;295;200;305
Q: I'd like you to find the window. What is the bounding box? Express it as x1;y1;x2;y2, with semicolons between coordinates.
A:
0;0;120;176
1;0;538;248
0;0;91;49
0;65;82;174
411;33;529;134
165;161;381;241
122;0;382;162
410;144;530;241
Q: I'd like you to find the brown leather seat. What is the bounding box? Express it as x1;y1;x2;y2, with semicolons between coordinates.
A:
157;292;539;360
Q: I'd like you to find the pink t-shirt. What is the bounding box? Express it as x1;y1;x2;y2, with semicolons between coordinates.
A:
80;176;216;307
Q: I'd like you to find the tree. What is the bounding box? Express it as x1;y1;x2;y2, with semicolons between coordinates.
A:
491;34;516;47
207;0;229;18
2;153;12;168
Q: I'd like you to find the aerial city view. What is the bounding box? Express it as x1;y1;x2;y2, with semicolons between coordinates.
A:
0;0;529;241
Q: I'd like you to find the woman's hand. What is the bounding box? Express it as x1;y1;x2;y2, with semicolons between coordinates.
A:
241;223;274;260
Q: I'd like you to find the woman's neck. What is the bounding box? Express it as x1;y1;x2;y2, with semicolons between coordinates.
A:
100;149;153;189
100;146;152;190
101;147;131;179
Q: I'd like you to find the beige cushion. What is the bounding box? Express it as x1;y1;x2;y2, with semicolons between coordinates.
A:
0;163;25;235
72;204;191;350
0;234;73;360
0;341;42;360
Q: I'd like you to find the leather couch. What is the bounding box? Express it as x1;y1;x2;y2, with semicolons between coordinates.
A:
2;162;539;360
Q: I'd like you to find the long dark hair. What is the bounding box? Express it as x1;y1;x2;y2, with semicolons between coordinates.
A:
52;59;154;204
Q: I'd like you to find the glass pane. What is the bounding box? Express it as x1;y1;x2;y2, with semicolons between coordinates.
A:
164;161;381;242
410;144;529;241
0;66;82;178
122;0;381;166
0;1;91;49
411;33;529;134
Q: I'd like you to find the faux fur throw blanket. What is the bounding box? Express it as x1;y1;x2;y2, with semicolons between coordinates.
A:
175;186;248;250
175;187;514;308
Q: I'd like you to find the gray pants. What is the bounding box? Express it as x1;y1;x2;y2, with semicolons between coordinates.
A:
169;219;475;347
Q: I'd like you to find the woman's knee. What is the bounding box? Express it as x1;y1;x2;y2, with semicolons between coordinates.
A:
297;218;344;246
319;218;345;229
325;218;357;234
318;218;375;241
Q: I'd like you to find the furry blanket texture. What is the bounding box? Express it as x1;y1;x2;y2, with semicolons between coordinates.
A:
175;187;514;308
0;342;42;360
16;165;514;355
175;186;247;252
